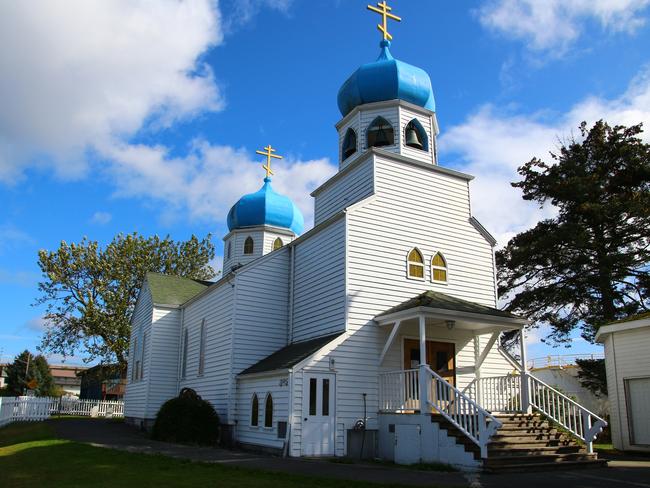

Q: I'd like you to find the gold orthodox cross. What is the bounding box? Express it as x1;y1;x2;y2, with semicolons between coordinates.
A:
367;1;401;41
256;145;283;178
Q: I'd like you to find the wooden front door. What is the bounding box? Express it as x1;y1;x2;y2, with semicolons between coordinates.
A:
403;339;456;386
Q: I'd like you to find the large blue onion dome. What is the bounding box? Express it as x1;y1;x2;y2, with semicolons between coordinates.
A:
227;177;304;235
337;40;435;117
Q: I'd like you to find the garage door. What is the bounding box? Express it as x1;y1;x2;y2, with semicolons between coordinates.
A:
626;377;650;446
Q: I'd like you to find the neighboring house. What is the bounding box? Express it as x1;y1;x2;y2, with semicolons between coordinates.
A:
124;23;607;471
529;355;608;417
0;364;7;389
79;364;127;400
596;314;650;452
50;365;87;397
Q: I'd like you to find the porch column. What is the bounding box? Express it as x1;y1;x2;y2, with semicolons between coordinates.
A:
418;314;429;415
519;328;531;413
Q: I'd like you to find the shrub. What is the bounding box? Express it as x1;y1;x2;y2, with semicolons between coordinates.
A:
152;388;220;445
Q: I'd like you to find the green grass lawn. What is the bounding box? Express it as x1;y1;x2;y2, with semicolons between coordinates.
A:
0;422;413;488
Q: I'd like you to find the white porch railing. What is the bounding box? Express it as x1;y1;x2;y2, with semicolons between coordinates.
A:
424;366;502;458
0;397;125;428
526;373;607;453
378;368;420;412
467;374;522;413
465;372;607;453
378;367;502;458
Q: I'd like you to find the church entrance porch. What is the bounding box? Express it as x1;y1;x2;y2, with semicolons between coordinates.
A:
373;290;608;470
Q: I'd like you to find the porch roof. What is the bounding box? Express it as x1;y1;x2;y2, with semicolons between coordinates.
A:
374;290;527;329
238;333;343;377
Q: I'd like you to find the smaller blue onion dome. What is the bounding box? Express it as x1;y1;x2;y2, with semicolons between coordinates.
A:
227;177;304;235
337;40;435;117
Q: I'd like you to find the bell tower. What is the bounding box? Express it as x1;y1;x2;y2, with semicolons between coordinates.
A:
335;2;439;170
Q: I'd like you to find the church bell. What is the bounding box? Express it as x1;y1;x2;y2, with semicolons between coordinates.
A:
405;124;423;150
373;125;390;146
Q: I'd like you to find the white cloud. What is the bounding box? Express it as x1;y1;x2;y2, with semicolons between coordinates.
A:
0;0;223;183
222;0;293;30
25;317;47;333
102;140;335;229
0;269;38;287
0;224;34;253
478;0;650;53
90;211;112;225
440;66;650;247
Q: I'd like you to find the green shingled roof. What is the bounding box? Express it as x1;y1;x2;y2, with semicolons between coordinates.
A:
239;333;343;376
377;290;522;320
146;272;211;306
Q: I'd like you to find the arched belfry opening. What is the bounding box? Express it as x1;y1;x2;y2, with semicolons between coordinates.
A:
405;119;428;151
367;116;394;148
342;128;357;160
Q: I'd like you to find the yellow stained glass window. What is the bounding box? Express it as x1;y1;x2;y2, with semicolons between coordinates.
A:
407;248;424;279
273;237;283;250
431;252;448;282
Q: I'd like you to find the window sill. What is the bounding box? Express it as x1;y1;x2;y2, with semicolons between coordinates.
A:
406;275;426;281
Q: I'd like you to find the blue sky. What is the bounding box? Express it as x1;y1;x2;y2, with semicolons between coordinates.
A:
2;0;650;365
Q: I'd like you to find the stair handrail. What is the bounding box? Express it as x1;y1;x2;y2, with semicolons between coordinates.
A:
423;365;502;458
525;372;607;453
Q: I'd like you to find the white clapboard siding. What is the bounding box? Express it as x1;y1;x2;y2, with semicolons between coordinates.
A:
603;327;650;450
338;114;362;169
124;283;153;420
142;306;181;419
223;229;266;272
476;333;517;378
232;249;291;374
398;106;436;165
235;375;290;450
314;157;375;226
178;282;234;422
292;218;347;342
294;153;499;456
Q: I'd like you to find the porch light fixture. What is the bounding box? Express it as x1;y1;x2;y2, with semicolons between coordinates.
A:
445;320;455;330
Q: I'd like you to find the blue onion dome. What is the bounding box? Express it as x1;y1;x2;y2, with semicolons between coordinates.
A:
227;177;304;235
337;40;435;117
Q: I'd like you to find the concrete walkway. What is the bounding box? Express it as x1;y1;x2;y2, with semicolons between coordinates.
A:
52;419;650;488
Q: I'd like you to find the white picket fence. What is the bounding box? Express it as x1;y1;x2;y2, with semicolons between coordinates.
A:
0;396;124;428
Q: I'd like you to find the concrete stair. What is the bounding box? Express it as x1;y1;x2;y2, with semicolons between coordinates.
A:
483;414;607;473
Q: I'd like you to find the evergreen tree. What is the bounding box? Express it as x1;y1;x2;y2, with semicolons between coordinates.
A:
497;121;650;343
5;350;55;396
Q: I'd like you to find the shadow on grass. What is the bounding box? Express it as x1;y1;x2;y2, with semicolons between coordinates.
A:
0;436;415;488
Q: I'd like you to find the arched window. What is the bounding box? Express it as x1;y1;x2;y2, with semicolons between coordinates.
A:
342;128;357;159
243;236;254;255
367;116;394;148
431;252;448;283
404;119;428;151
273;237;283;250
407;248;425;279
264;393;273;428
226;241;232;260
251;394;259;426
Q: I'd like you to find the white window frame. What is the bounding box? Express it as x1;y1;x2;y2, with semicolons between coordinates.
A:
140;332;147;380
430;252;449;284
406;248;426;281
198;319;206;376
251;393;259;427
131;336;138;382
264;392;274;429
181;328;189;379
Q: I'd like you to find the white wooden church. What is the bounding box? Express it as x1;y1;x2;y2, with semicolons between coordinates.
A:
125;3;607;471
